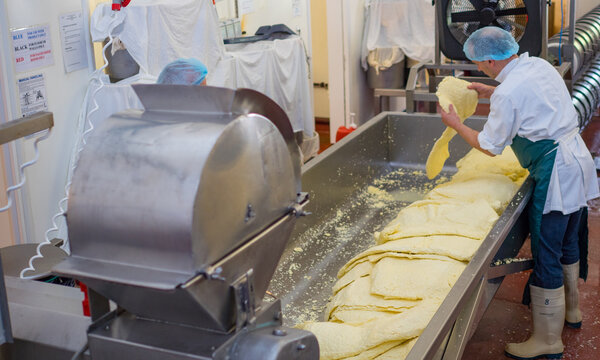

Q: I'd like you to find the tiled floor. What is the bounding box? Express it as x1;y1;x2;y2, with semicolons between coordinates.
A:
463;114;600;360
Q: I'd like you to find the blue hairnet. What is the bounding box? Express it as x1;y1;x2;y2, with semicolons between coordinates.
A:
463;27;519;61
156;58;208;85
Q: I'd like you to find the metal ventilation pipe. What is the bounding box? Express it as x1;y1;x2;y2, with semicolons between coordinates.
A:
546;4;600;128
573;56;600;128
548;5;600;76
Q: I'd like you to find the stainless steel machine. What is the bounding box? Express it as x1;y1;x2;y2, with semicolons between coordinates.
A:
45;85;319;360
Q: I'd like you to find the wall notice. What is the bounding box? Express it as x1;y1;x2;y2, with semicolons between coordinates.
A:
59;12;88;73
292;0;302;17
17;74;48;117
238;0;255;15
11;25;54;73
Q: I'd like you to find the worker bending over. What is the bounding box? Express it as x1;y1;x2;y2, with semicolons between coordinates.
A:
440;26;599;360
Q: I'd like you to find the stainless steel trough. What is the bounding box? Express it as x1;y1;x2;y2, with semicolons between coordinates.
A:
269;111;533;360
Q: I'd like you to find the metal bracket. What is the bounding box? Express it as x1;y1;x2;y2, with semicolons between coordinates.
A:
291;204;310;217
232;269;256;331
441;277;486;360
0;256;13;345
244;204;256;223
487;258;534;280
0;111;53;146
296;192;309;204
88;287;111;322
292;192;310;217
405;63;427;113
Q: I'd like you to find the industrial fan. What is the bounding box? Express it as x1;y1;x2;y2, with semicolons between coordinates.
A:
437;0;543;60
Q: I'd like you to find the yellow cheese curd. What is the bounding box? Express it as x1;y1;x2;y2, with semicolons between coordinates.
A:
426;76;478;179
296;148;526;359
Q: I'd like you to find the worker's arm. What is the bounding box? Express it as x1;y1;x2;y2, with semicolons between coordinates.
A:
468;82;496;99
440;104;495;157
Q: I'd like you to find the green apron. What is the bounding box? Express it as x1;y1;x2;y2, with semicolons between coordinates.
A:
510;136;589;305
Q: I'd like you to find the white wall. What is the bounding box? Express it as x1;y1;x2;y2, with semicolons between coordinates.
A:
576;0;599;19
0;1;27;247
310;0;329;119
326;0;344;142
327;0;373;142
215;0;312;50
0;20;15;247
1;0;92;244
345;0;373;127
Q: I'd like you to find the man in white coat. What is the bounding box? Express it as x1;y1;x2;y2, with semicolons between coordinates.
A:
439;26;599;360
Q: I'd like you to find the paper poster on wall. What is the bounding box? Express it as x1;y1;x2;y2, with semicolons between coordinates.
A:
59;11;89;73
11;25;54;73
292;0;302;17
238;0;255;15
17;74;48;117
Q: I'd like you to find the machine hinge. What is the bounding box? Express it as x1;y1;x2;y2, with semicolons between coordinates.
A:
292;192;311;217
232;269;256;331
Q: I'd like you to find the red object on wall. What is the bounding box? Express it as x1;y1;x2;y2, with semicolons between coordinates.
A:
79;282;91;317
335;126;357;142
112;0;130;11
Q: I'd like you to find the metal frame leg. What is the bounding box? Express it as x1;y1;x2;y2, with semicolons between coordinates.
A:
0;256;13;345
88;288;110;322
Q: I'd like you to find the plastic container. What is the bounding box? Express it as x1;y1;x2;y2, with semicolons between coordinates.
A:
367;60;405;89
103;39;140;83
336;113;357;141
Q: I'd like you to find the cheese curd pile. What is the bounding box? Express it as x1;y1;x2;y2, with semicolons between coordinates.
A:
297;148;528;360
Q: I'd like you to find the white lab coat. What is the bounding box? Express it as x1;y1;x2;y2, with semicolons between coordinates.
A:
478;53;599;214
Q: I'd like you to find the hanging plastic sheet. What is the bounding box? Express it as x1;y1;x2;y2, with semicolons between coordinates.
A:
221;36;314;136
367;48;405;74
90;0;314;136
82;74;149;127
90;0;225;78
361;0;435;70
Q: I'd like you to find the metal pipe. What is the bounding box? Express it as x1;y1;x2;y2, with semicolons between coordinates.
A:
435;0;441;65
568;0;576;65
0;256;12;345
541;0;548;60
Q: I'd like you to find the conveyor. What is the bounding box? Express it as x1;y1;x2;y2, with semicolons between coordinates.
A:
269;111;534;360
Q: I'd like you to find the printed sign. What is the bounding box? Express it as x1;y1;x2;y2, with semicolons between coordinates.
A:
238;0;255;15
292;0;302;17
59;12;88;73
17;74;48;117
11;25;54;73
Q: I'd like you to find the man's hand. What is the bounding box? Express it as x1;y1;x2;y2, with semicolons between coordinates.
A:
467;82;495;99
439;103;495;157
440;104;461;130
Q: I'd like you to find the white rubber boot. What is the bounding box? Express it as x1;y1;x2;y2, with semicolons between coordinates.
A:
505;285;565;360
562;261;582;328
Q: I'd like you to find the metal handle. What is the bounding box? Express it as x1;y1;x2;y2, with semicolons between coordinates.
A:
0;111;53;145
